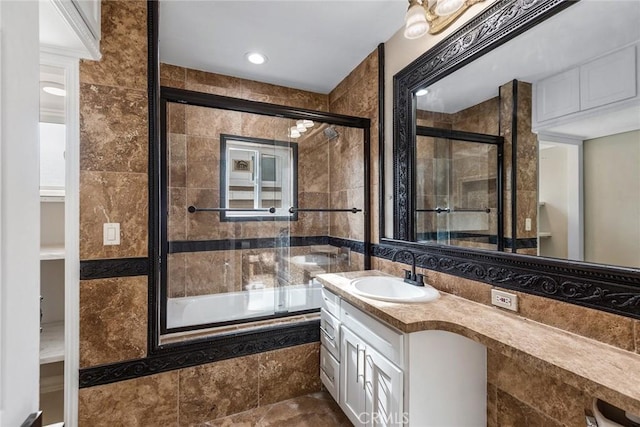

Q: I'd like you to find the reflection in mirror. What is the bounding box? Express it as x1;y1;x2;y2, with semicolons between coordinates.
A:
162;97;367;334
414;127;503;250
403;0;640;268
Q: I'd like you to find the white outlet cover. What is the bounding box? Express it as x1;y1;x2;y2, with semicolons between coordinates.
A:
103;223;120;245
491;289;518;312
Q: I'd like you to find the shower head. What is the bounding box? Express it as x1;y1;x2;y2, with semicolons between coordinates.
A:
323;126;339;140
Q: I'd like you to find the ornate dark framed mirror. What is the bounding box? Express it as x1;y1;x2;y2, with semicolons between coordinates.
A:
384;0;640;320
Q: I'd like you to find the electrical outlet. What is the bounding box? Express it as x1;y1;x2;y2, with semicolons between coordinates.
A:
525;218;532;231
491;289;518;311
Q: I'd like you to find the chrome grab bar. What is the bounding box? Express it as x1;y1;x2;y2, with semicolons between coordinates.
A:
188;206;276;213
289;207;362;213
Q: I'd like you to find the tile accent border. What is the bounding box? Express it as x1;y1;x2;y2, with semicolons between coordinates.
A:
79;319;320;388
168;236;365;254
80;258;150;280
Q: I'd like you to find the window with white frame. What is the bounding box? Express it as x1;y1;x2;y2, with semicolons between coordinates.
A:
221;135;297;220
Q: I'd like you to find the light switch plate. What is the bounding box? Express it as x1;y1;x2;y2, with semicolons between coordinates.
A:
491;289;518;311
103;223;120;245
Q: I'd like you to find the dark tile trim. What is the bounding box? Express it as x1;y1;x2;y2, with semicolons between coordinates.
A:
328;236;365;254
80;258;150;280
168;236;365;254
79;319;319;388
169;235;328;253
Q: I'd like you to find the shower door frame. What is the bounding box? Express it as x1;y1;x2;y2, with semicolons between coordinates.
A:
414;126;504;250
154;86;372;343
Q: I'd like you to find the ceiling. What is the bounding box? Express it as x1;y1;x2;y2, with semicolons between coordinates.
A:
159;0;407;94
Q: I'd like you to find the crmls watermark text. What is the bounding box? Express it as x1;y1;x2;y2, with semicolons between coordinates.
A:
357;412;409;424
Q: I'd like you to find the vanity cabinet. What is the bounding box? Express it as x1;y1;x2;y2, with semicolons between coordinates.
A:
341;324;404;426
320;286;486;426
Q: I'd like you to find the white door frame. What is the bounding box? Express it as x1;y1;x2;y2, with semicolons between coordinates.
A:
40;49;80;427
0;2;41;425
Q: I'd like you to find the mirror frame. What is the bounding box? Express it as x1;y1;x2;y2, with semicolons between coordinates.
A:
385;0;640;320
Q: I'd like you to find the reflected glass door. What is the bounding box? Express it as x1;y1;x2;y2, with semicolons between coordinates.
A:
414;127;503;250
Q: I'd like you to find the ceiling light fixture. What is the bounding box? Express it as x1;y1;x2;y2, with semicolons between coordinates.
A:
403;0;486;39
41;82;66;97
246;52;267;65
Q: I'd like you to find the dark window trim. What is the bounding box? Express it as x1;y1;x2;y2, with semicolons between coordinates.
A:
219;133;299;222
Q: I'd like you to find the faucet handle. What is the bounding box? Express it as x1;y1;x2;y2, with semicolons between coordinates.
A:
415;273;425;286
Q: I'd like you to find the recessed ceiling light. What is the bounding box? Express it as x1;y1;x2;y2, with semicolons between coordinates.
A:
246;52;267;65
41;82;66;97
415;88;429;96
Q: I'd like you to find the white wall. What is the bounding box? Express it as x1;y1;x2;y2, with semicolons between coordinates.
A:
584;130;640;267
538;145;568;259
383;1;497;236
0;1;42;425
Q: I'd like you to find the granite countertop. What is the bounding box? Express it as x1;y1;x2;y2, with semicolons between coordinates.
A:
316;270;640;415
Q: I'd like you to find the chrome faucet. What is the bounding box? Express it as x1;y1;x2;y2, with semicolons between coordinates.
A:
391;249;425;286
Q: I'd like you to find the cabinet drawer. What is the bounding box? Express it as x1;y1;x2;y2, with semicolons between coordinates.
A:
340;301;404;367
321;286;341;318
320;309;340;360
320;346;340;402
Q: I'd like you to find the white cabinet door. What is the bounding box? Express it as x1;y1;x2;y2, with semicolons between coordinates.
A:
580;45;636;110
535;67;580;122
341;326;367;425
364;345;404;427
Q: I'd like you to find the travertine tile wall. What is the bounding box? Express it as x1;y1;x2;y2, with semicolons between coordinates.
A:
79;0;149;368
329;49;379;243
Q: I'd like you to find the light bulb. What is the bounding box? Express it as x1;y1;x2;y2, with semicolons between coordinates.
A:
296;121;308;132
302;120;314;128
246;52;268;65
435;0;465;16
416;88;429;96
288;127;300;138
404;2;429;39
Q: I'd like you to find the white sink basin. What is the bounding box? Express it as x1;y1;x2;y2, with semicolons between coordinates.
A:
350;276;440;303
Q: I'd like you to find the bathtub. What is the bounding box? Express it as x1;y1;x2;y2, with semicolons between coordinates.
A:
167;282;323;329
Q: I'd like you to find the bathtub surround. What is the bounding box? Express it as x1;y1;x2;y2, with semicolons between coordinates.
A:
156;82;371;334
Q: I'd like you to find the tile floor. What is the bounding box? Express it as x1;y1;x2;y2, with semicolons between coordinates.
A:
198;391;352;426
